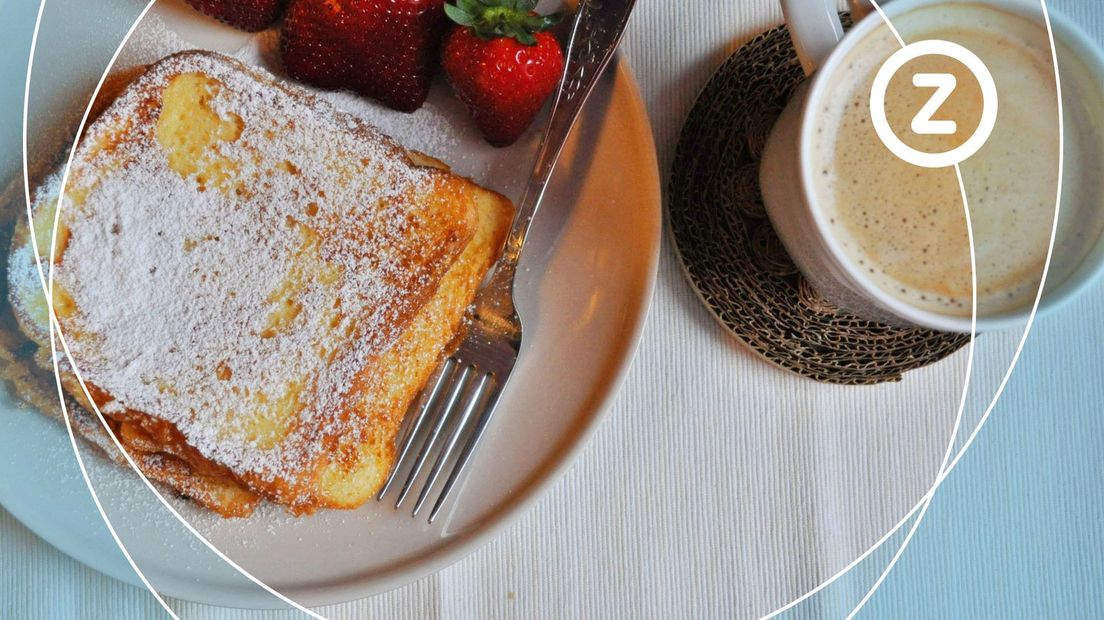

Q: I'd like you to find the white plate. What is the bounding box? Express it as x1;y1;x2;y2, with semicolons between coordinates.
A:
0;0;660;609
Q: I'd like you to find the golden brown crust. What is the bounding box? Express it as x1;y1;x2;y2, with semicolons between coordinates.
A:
7;51;513;518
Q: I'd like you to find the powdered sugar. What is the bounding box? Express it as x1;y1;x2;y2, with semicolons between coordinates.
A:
115;11;528;189
45;51;466;490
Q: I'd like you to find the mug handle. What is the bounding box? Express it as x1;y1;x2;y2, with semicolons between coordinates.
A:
779;0;878;75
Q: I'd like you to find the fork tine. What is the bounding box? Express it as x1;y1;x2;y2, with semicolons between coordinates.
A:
411;373;491;517
394;360;448;449
427;376;507;524
377;360;454;500
394;364;472;509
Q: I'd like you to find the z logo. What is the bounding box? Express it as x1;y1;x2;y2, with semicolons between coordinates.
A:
870;40;997;168
911;73;958;135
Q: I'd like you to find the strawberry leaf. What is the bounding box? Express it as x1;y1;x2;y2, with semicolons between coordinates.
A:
445;3;477;27
445;0;564;45
458;0;483;14
521;12;561;31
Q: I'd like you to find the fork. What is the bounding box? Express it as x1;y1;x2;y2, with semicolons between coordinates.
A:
376;0;639;523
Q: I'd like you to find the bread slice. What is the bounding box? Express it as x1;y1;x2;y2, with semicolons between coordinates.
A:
8;51;513;517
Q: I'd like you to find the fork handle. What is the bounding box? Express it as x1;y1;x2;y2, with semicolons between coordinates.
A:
498;0;639;271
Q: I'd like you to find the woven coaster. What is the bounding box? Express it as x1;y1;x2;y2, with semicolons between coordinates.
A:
667;17;969;385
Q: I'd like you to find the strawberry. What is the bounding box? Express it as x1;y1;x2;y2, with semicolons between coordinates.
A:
441;0;565;147
281;0;447;113
185;0;287;32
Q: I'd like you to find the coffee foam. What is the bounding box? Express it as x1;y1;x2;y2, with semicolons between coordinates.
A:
812;3;1104;318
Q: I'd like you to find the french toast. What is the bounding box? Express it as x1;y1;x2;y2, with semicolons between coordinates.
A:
7;51;513;517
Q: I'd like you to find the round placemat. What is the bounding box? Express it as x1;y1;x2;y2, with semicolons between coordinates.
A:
668;17;970;385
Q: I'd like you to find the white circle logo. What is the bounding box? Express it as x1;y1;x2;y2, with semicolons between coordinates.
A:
869;39;998;168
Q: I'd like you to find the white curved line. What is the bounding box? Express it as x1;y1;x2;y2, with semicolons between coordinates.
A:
934;0;1064;502
46;308;179;620
22;0;51;295
868;0;905;47
762;0;1066;616
762;484;923;618
844;163;977;619
846;3;1066;612
24;1;176;617
31;1;326;617
843;11;982;615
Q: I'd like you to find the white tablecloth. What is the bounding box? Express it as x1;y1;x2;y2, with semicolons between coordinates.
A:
3;1;1102;618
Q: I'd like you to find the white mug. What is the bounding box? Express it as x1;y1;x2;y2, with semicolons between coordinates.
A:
758;0;1104;332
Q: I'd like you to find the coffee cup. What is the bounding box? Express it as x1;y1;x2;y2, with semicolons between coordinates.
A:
759;0;1104;332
